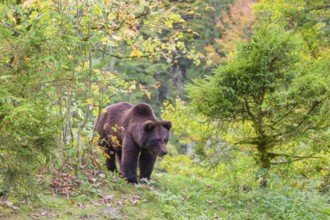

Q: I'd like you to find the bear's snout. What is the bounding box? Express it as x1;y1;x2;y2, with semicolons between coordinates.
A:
158;150;168;157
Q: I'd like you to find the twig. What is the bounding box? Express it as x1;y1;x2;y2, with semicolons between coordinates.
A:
269;152;322;159
234;137;259;145
271;153;322;165
0;21;22;35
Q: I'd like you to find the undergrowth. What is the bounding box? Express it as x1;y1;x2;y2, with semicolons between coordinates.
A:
0;154;329;219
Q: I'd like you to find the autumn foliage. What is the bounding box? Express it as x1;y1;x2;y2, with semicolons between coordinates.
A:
216;0;257;58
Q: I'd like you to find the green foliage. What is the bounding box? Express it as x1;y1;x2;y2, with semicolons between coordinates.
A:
0;0;329;215
4;154;329;219
188;24;303;119
161;98;240;169
253;0;329;55
110;0;239;109
161;98;219;156
188;23;330;173
157;154;330;219
0;0;197;198
0;90;59;198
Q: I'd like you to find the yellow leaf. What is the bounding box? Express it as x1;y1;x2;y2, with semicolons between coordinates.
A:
130;49;143;57
101;36;109;45
321;168;328;176
108;13;116;20
151;82;161;89
129;84;136;91
144;90;151;99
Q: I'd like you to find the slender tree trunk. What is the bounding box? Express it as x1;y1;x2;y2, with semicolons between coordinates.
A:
64;90;73;144
257;143;270;188
77;104;90;167
77;17;92;168
56;84;65;162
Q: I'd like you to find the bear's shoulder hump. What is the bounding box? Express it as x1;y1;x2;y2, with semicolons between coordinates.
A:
131;103;154;117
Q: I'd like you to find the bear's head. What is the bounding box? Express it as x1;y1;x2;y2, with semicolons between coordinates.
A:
140;120;172;157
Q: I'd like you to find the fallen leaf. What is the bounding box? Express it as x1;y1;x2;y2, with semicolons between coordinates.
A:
47;213;59;218
99;194;114;204
12;206;20;210
92;201;101;206
28;213;39;219
89;178;97;183
130;199;139;206
104;195;114;201
132;194;140;199
4;201;13;207
2;201;20;210
77;202;86;209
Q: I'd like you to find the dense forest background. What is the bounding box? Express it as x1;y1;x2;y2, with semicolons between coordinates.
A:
0;0;329;219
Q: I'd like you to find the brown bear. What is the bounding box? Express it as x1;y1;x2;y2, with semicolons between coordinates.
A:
94;102;172;183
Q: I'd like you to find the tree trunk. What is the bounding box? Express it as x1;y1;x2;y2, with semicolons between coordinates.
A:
258;144;270;188
77;20;92;169
64;90;73;144
77;105;90;167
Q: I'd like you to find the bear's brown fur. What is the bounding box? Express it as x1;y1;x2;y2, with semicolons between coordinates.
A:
94;102;172;183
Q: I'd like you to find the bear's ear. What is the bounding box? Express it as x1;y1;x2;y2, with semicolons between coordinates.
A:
161;120;172;130
143;121;156;132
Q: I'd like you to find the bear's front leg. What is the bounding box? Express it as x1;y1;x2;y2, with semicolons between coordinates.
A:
139;149;157;180
121;137;140;184
105;147;117;172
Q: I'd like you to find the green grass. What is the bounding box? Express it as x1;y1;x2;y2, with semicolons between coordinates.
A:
1;161;330;219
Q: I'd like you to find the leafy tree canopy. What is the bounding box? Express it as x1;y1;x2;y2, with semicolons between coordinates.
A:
188;23;330;176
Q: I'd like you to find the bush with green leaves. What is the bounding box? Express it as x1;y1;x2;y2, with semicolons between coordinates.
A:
0;89;59;198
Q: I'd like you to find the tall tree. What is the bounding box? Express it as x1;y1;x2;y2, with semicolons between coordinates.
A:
187;24;330;186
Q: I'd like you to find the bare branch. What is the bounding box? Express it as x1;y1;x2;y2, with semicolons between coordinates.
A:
0;21;22;35
271;153;322;165
244;97;255;121
294;100;320;130
271;105;297;126
234;137;259;145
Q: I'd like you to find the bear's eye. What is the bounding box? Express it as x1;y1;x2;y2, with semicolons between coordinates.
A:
152;139;161;144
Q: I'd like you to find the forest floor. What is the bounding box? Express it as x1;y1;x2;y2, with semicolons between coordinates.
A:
1;162;330;219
